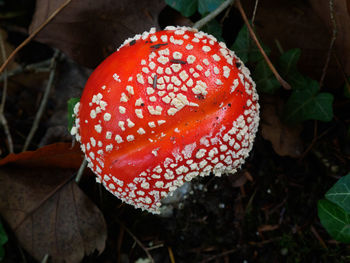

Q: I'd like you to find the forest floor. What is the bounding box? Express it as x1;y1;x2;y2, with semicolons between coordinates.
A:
1;0;350;262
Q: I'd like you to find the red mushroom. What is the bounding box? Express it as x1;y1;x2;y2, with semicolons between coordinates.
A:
71;26;259;213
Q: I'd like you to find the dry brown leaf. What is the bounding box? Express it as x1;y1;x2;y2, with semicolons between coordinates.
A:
309;0;350;76
261;97;303;158
0;142;83;168
230;172;248;188
0;167;107;263
29;0;166;68
244;0;343;87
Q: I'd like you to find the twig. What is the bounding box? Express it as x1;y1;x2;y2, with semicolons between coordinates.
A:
0;59;51;82
75;157;87;183
310;225;327;249
251;0;260;26
116;219;155;263
220;2;234;24
22;50;59;151
41;254;49;263
319;0;337;89
147;243;164;251
193;0;235;30
202;248;237;263
0;33;14;153
235;0;291;90
274;39;284;54
300;123;332;160
0;0;71;75
168;246;176;263
300;120;318;160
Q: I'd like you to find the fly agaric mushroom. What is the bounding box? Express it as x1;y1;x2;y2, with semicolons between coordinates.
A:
71;26;259;213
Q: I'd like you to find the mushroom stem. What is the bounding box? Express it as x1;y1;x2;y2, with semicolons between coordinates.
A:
236;0;291;90
193;0;235;30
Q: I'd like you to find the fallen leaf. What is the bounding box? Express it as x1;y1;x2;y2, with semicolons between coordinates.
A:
0;167;107;263
0;142;83;168
29;0;166;68
229;171;248;188
261;96;303;158
309;0;350;77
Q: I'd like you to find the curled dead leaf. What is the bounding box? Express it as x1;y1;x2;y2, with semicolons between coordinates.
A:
0;142;83;168
0;167;106;263
261;97;303;158
29;0;166;68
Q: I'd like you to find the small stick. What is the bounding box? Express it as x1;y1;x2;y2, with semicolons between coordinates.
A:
0;58;52;82
22;50;59;151
319;0;337;89
0;0;71;75
220;2;234;24
193;0;235;30
75;157;87;183
236;0;291;90
168;246;176;263
202;248;237;263
251;0;260;26
274;39;284;55
41;254;49;263
310;225;327;249
0;33;14;153
117;219;155;263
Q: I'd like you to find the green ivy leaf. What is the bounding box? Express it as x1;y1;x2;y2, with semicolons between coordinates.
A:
253;60;280;94
231;25;250;63
326;174;350;213
279;48;300;77
198;0;225;15
0;220;8;261
318;199;350;243
200;19;224;41
232;24;271;64
165;0;198;17
283;78;333;123
278;48;306;88
67;98;80;133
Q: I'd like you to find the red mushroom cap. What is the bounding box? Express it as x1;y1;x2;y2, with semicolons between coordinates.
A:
72;26;259;213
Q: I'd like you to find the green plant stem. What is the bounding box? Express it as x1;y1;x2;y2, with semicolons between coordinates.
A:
193;0;235;30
